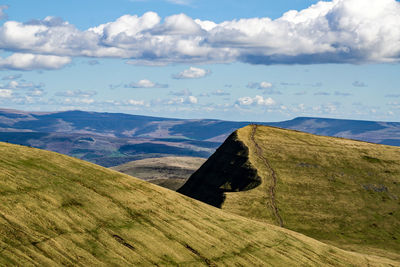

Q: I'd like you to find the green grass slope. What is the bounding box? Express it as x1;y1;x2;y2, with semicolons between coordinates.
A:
179;125;400;261
0;142;398;266
111;156;206;191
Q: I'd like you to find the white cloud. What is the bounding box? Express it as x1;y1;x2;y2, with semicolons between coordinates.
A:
0;0;399;67
55;89;97;97
0;53;71;70
0;89;12;98
247;81;273;89
127;99;145;105
125;79;168;88
188;95;198;104
0;80;45;91
168;95;198;104
237;95;276;106
173;67;211;79
27;88;45;97
64;98;95;105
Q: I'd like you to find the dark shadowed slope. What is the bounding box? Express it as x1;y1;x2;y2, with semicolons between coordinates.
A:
0;142;398;266
178;132;261;207
179;125;400;261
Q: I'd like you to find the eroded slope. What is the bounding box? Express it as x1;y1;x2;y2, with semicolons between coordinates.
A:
178;131;261;207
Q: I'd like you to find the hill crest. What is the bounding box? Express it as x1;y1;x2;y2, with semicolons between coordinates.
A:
179;124;400;261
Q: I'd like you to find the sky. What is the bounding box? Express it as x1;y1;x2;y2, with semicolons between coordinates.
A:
0;0;399;122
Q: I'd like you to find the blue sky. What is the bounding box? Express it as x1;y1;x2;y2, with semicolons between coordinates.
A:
0;0;399;122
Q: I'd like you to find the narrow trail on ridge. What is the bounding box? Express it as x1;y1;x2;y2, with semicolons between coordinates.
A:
250;125;284;227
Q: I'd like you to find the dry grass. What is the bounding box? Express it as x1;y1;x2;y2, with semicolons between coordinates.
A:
221;125;400;261
0;141;398;265
111;156;206;190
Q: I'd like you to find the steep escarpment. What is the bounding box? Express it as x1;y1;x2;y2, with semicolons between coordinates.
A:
178;131;261;207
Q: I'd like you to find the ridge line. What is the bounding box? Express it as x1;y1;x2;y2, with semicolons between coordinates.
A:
250;124;284;227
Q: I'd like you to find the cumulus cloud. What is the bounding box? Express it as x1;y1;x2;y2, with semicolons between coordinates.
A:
187;95;198;104
0;80;44;90
125;79;168;88
55;89;97;97
173;67;211;79
236;95;276;106
168;95;198;104
127;99;145;106
27;88;46;97
0;0;399;68
247;81;273;89
64;98;95;105
0;89;12;98
0;53;71;70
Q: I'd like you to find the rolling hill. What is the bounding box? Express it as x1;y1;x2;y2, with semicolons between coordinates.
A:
0;141;398;265
179;125;400;261
111;156;206;190
1;108;400;168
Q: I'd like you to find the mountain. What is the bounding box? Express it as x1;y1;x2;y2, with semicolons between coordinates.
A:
1;108;400;168
0;109;226;167
2;142;397;265
179;125;400;261
269;117;400;146
111;156;206;190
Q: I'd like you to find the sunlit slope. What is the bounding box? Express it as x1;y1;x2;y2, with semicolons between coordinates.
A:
111;156;206;191
0;142;398;266
179;125;400;260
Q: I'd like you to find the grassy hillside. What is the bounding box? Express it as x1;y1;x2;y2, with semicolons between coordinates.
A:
0;142;398;265
111;156;206;190
179;125;400;261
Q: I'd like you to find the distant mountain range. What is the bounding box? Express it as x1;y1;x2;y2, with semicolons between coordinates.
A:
1;108;399;166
